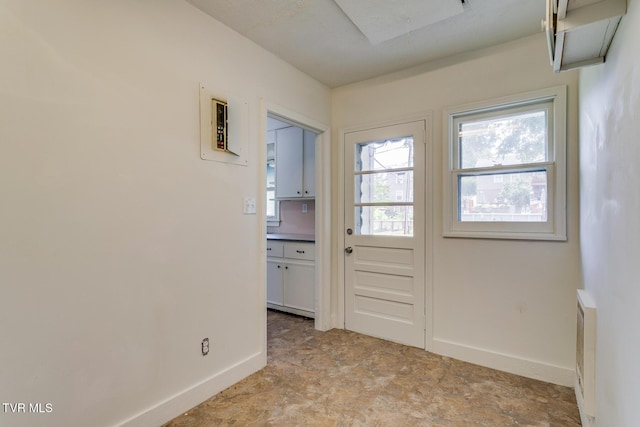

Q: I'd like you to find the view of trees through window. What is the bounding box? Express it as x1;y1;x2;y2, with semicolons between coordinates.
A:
456;108;549;222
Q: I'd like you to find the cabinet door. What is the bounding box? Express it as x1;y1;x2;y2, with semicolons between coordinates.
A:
303;130;316;198
266;259;283;305
283;261;314;312
275;127;303;199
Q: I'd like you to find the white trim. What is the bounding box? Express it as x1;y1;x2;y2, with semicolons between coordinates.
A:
443;86;567;241
432;338;575;387
261;100;332;332
423;115;434;353
337;125;346;329
116;352;264;427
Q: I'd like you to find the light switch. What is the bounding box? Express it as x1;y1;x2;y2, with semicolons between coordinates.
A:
302;203;308;213
243;197;256;215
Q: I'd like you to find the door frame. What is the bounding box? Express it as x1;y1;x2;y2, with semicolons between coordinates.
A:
260;100;332;333
337;113;434;351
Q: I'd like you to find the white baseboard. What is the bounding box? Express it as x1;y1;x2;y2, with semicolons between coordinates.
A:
432;338;575;386
117;351;265;427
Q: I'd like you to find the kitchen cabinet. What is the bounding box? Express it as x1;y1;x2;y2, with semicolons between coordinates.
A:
275;127;315;199
266;258;284;305
266;240;315;318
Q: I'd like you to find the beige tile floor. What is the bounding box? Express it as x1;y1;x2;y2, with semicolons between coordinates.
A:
165;310;581;426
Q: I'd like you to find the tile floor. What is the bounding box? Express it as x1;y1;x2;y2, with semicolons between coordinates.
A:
164;310;581;426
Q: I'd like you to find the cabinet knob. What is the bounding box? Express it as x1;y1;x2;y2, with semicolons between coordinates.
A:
345;246;353;254
296;250;305;254
285;266;288;270
277;265;281;269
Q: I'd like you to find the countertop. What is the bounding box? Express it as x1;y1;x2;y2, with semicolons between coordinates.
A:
267;233;315;242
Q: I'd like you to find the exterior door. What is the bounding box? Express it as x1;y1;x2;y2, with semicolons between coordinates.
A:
344;120;426;348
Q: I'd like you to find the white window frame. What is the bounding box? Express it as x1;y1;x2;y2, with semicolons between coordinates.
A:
443;86;567;241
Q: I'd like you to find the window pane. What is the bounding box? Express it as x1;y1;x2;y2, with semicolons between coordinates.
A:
266;190;276;217
355;206;413;236
459;110;547;169
356;137;413;172
458;171;547;222
266;162;276;187
356;171;413;203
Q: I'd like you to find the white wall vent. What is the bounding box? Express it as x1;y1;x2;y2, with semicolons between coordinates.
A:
543;0;626;72
576;289;596;420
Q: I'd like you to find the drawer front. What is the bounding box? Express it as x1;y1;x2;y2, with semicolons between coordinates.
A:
284;242;315;261
266;240;284;258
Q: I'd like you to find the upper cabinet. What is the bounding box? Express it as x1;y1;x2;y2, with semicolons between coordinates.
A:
275;127;316;199
302;129;316;198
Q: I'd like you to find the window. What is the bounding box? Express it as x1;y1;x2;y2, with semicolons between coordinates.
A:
443;86;567;240
266;141;280;224
354;138;414;236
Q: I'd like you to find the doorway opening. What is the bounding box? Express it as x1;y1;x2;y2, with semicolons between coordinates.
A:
263;106;330;332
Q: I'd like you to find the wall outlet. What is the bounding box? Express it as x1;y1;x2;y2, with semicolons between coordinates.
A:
302;203;308;213
201;338;209;356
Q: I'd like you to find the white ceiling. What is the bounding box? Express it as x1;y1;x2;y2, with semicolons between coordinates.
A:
187;0;545;88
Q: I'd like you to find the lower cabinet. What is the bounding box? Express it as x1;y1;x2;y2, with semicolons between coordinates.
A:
266;240;315;318
266;258;284;305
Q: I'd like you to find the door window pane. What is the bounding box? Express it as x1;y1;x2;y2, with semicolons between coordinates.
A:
356;138;413;171
353;137;414;237
356;171;414;203
266;162;275;187
355;206;414;236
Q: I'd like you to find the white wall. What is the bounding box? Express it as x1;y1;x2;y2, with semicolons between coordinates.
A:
332;34;581;385
0;1;330;426
579;0;640;425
